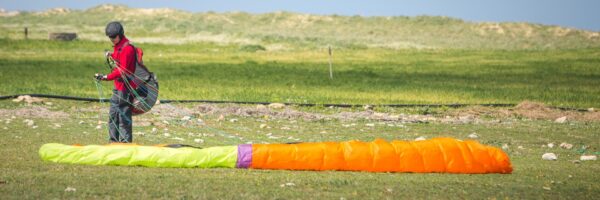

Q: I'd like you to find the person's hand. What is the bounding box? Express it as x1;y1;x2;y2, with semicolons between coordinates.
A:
94;73;107;81
104;50;112;58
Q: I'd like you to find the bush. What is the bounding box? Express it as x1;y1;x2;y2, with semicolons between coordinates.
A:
240;44;266;52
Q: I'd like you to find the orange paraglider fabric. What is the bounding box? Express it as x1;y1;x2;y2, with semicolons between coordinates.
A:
251;138;512;174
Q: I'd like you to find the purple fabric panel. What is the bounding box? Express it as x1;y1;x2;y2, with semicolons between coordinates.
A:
236;144;252;168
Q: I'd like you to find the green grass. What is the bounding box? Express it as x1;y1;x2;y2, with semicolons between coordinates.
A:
0;100;598;199
1;39;600;108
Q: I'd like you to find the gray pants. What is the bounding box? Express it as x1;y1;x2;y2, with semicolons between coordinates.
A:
109;89;132;143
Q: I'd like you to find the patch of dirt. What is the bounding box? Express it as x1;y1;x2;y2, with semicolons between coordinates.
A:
0;106;69;119
449;101;600;122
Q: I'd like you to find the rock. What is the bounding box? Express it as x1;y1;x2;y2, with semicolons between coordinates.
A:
181;116;192;121
415;136;426;141
134;132;145;136
95;125;102;129
502;144;509;150
13;95;44;104
229;118;238;123
588;108;595;112
542;186;551;191
49;32;77;41
580;155;597;161
363;105;373;110
151;127;158;133
259;124;267;129
542;153;557;161
64;186;76;192
24;119;35;127
559;142;573;149
268;103;286;109
171;137;185;141
365;123;375;127
547;143;555;148
554;116;567;123
468;133;478;139
256;104;267;109
194;138;204;143
163;133;171;137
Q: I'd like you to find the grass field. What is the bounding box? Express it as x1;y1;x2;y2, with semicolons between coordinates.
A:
0;99;598;199
1;39;600;108
0;33;599;198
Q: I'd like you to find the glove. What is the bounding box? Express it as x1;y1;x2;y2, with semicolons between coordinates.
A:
94;73;107;81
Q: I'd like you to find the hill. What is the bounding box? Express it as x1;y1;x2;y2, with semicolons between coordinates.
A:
1;4;599;49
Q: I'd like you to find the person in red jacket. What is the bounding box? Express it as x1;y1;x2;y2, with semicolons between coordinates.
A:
95;21;137;143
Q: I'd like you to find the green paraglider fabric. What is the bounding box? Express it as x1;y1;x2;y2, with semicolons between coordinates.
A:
39;143;237;168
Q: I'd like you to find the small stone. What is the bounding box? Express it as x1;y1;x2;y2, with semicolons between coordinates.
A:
181;116;192;121
542;153;557;161
468;133;478;139
64;186;76;192
134;132;145;136
415;136;426;141
79;121;85;124
229;118;238;123
268;103;286;109
45;102;53;106
217;115;225;121
588;108;595;112
554;116;567;123
32;126;38;129
502;144;509;150
95;125;102;129
559;142;573;149
171;137;185;141
542;186;551;191
194;139;204;143
363;105;373;110
547;143;554;148
280;126;290;130
580;155;597;161
518;146;525;150
320;131;327;134
256;104;267;109
259;124;267;129
151;127;158;133
163;133;171;137
365;123;375;127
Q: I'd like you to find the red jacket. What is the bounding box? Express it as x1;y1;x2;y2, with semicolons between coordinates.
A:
107;36;137;91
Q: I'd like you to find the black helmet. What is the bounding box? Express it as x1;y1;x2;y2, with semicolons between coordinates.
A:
105;21;124;37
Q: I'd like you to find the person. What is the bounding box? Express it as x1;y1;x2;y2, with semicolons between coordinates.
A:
95;21;137;143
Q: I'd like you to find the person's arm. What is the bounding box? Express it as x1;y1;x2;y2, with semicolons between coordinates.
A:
106;46;135;80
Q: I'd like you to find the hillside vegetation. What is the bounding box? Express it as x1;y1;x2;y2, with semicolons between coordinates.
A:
1;4;600;49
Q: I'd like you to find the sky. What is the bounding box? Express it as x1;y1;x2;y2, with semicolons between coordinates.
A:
1;0;599;31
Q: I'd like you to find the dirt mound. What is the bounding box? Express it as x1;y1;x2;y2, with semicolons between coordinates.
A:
513;101;562;120
0;106;69;119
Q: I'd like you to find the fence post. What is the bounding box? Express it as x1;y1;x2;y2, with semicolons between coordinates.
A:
24;27;28;40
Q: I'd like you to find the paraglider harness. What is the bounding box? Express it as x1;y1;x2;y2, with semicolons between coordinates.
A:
104;42;159;115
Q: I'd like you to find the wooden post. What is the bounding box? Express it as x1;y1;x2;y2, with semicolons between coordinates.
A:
328;45;333;80
24;27;28;40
